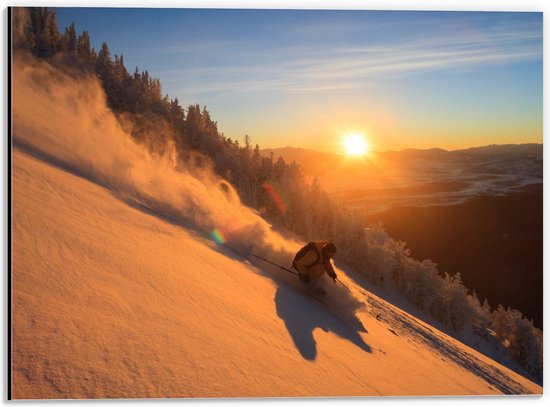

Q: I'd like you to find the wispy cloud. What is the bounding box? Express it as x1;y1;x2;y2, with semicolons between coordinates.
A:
154;12;542;100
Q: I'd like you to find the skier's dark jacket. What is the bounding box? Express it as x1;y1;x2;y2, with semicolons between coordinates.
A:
292;241;336;280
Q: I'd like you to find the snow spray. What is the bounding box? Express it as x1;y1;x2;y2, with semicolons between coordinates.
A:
12;54;365;320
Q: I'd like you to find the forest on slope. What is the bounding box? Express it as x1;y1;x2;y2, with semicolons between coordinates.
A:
366;183;543;329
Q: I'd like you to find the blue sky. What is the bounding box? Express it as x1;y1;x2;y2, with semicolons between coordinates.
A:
55;8;542;152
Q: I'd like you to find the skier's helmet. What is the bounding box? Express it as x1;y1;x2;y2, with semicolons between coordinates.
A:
323;242;337;258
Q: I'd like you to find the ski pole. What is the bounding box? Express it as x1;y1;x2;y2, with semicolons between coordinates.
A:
335;277;351;292
251;253;299;276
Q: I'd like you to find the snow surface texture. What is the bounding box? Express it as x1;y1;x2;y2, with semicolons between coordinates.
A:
11;56;542;398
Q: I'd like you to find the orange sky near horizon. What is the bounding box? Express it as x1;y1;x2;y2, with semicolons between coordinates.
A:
251;108;542;154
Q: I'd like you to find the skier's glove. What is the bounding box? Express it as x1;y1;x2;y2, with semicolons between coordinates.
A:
298;273;310;284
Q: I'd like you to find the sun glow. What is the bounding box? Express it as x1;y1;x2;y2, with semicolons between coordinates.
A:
343;133;369;156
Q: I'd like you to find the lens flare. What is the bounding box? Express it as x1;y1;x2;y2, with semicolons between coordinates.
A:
211;228;226;245
262;180;288;214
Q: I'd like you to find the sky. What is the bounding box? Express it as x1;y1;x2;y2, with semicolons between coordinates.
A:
54;7;543;153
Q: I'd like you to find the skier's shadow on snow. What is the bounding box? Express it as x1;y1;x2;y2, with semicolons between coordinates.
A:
275;285;371;361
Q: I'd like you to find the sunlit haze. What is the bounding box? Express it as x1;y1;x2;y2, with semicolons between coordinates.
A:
55;8;542;152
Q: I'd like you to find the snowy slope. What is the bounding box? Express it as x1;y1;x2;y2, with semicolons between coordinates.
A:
10;54;542;399
11;147;542;399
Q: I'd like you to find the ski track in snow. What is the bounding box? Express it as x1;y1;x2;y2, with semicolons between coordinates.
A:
251;249;537;396
361;291;533;395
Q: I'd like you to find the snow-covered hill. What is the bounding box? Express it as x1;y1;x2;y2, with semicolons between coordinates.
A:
11;147;542;398
10;55;542;399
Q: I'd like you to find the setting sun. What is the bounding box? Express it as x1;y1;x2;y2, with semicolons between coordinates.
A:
344;133;369;156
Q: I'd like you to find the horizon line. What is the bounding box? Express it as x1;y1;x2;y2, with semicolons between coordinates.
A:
259;142;543;155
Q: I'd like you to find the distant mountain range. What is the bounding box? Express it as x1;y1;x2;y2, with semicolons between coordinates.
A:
262;143;542;180
262;144;542;212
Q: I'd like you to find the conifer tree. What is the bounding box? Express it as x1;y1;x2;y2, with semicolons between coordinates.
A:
12;7;33;51
77;31;92;60
28;8;49;57
45;10;61;55
61;22;77;54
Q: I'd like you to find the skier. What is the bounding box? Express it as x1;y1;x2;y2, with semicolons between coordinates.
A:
292;241;338;288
